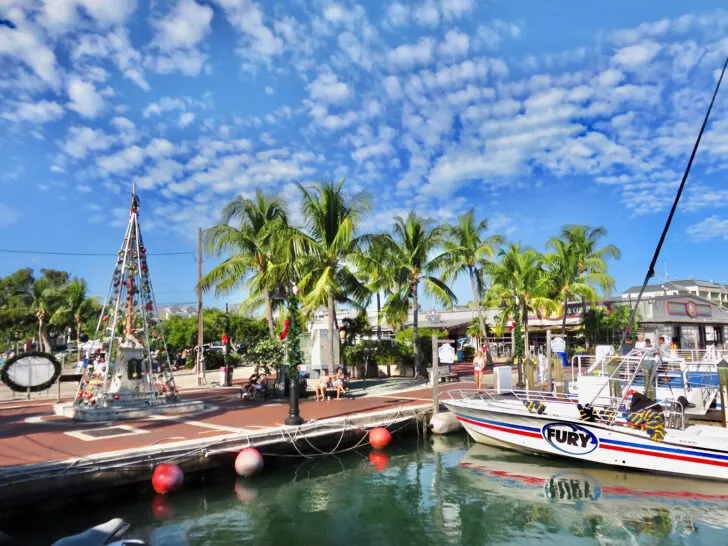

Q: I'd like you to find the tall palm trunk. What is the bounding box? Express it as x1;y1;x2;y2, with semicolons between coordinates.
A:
581;295;589;349
263;285;275;338
412;282;421;378
38;314;50;353
561;295;568;335
76;316;82;364
468;266;487;347
327;295;336;370
376;292;382;341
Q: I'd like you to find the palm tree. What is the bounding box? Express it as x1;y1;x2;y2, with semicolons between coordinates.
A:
352;235;396;341
296;180;372;370
200;191;288;339
385;212;456;378
546;225;620;336
51;278;96;363
31;277;61;353
488;244;557;382
442;210;503;348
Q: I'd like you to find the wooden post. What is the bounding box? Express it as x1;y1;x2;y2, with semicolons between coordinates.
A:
197;227;204;386
432;334;439;416
546;330;553;393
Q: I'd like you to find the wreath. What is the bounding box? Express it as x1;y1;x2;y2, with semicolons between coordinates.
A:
0;351;62;392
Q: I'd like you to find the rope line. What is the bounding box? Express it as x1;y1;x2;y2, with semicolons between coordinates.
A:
618;54;728;354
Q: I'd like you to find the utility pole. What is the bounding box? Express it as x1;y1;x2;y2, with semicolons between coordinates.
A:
432;334;439;416
197;227;204;386
546;329;553;393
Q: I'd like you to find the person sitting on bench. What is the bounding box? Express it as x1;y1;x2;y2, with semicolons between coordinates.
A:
315;369;330;401
333;367;347;400
242;371;263;399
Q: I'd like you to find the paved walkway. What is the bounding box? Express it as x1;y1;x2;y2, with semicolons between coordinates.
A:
0;378;474;469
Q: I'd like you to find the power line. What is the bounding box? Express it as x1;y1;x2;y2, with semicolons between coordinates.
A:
0;249;192;257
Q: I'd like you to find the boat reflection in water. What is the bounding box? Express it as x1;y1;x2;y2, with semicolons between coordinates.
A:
460;443;728;535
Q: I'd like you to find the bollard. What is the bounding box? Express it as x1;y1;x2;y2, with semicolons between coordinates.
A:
525;358;535;391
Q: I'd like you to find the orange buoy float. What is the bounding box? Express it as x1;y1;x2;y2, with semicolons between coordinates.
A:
369;427;392;449
151;463;184;495
369;451;390;472
235;447;264;477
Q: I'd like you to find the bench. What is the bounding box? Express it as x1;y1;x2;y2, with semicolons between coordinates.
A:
56;373;83;402
239;376;276;402
427;366;459;386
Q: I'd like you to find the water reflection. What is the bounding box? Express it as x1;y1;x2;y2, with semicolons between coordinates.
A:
7;434;728;545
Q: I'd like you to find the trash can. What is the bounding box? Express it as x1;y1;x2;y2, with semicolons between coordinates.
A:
219;367;226;385
493;365;513;394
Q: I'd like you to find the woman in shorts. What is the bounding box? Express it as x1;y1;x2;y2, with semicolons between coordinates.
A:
473;350;485;390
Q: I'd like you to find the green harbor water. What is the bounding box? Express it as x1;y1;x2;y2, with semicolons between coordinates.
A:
8;433;728;545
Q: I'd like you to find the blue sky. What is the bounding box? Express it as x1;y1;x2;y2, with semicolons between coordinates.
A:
3;0;728;313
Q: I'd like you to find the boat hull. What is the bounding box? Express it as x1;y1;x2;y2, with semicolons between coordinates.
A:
443;400;728;481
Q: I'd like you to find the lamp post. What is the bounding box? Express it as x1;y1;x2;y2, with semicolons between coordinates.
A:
283;281;304;426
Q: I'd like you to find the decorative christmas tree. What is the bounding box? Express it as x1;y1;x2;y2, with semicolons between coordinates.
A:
73;187;179;410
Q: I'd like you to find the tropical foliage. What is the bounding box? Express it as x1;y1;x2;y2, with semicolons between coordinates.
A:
1;181;622;380
0;269;100;353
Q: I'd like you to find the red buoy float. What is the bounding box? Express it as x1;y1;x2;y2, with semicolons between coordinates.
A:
152;463;184;495
234;478;259;504
369;427;392;449
235;447;264;477
369;451;390;472
151;495;175;520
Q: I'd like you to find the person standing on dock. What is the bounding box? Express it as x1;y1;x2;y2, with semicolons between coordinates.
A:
473;351;485;390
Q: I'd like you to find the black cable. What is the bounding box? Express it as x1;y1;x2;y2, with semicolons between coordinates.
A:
619;55;728;353
0;249;192;256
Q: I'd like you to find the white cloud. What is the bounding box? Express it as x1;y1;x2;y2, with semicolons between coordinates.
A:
439;29;469;59
146;138;176;158
213;0;283;62
67;78;105;118
0;203;21;228
387;37;435;69
383;76;403;100
62;126;115;158
441;0;474;20
612;41;662;68
149;49;207;76
73;28;150;90
0;21;61;88
98;145;145;173
265;86;274;94
415;1;439;27
3;100;64;123
475;20;522;50
153;0;213;51
687;216;728;241
40;0;138;32
307;71;352;104
144;97;187;118
338;31;373;71
178;112;195;128
386;3;409;27
77;185;92;193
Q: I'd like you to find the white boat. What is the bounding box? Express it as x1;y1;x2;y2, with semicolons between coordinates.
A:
443;349;728;481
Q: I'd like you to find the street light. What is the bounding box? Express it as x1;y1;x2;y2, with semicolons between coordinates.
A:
282;281;304;426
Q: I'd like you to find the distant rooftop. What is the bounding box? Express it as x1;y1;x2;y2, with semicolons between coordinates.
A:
622;279;728;295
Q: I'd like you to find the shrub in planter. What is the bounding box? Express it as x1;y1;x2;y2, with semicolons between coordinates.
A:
461;345;475;361
204;351;241;370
